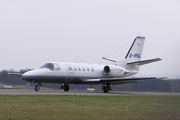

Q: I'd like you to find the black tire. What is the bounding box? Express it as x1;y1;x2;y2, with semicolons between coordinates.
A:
103;87;109;93
64;84;69;92
35;84;40;92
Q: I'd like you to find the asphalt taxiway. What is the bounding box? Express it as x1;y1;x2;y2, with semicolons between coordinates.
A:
1;89;180;96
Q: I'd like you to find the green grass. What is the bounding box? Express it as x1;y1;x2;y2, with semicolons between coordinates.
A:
0;95;180;120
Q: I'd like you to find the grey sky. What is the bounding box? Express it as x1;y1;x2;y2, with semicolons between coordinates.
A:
0;0;180;76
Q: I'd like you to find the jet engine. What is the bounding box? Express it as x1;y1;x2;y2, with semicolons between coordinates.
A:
102;65;126;77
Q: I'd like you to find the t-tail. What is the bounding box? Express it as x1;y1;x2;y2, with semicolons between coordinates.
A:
118;36;161;76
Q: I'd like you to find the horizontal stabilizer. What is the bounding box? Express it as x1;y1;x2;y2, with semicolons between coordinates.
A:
127;58;162;66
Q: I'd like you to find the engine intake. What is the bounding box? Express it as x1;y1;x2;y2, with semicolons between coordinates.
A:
103;66;110;74
102;65;126;77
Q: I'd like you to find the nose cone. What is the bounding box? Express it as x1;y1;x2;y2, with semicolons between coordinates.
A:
22;69;41;80
22;69;51;81
22;71;34;80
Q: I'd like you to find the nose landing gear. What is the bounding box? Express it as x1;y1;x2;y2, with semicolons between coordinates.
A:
35;83;41;92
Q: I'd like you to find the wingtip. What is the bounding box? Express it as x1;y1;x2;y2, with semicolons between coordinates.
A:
156;58;162;61
156;76;168;80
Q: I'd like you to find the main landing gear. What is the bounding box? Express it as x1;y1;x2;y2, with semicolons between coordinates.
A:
35;83;41;92
60;83;70;92
102;83;112;93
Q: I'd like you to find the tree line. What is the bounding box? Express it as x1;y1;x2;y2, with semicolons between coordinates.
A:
0;69;180;92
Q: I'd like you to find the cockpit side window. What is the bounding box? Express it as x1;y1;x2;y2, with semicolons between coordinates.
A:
40;63;54;71
54;63;60;71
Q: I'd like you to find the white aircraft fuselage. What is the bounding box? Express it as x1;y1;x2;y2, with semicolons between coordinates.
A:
22;62;135;84
10;36;162;93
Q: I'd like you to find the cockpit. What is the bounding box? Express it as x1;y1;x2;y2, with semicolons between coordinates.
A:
39;63;60;71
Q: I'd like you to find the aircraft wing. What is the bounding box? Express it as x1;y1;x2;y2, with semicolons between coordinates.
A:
85;77;165;84
8;73;23;76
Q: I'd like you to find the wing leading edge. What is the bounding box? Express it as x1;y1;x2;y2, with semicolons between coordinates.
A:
85;77;164;84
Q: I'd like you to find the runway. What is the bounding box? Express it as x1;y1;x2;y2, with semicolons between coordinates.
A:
1;89;180;96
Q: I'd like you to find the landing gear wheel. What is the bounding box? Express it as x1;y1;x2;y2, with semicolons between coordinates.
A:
35;84;40;92
63;84;69;92
103;87;109;93
102;83;111;93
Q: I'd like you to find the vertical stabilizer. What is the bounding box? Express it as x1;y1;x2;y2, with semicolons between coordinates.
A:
125;36;145;63
118;36;145;74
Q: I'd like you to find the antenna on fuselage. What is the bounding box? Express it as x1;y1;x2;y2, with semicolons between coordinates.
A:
99;39;133;64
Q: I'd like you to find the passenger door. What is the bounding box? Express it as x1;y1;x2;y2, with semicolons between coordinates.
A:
66;64;74;82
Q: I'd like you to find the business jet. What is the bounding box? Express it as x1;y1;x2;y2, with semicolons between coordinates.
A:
10;36;162;93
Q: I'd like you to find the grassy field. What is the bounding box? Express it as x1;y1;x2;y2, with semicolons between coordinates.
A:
0;95;180;120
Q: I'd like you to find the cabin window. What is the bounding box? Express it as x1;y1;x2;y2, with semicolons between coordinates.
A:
69;66;72;70
90;67;94;72
73;66;76;71
77;66;81;71
82;66;85;71
86;67;89;71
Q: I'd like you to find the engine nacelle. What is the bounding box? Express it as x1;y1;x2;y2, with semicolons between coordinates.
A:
102;65;125;77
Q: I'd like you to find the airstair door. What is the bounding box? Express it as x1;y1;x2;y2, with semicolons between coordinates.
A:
66;64;74;82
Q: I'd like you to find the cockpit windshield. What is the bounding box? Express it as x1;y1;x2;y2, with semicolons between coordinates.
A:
39;63;60;71
40;63;54;70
